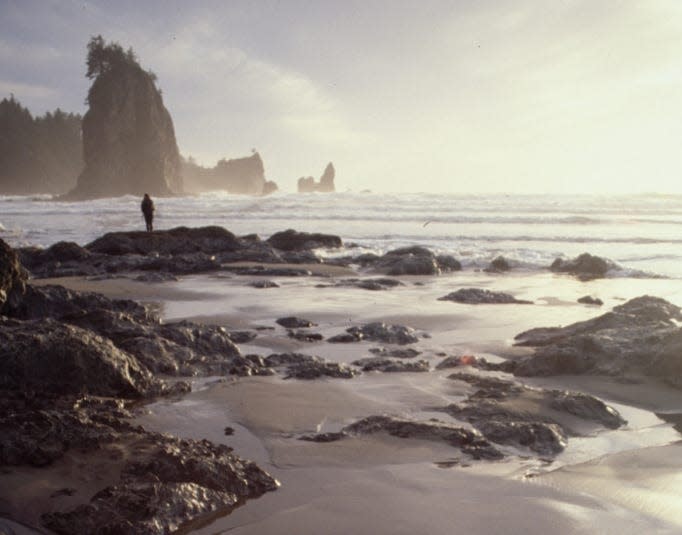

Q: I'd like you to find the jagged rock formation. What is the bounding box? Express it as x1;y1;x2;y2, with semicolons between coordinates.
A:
64;37;182;199
0;96;83;194
297;162;335;193
182;152;278;195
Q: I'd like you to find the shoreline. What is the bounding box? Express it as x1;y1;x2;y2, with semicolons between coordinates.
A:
2;230;682;533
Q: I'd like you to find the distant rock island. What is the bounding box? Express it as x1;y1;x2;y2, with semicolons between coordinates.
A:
182;151;279;196
63;36;182;200
0;96;82;195
298;162;335;193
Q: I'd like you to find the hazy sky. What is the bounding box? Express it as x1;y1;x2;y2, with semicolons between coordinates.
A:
2;0;682;193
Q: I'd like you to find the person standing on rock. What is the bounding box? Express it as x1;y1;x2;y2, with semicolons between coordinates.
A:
141;193;155;232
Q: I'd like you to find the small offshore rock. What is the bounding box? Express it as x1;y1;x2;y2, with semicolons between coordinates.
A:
369;347;421;359
288;330;324;342
549;252;617;280
249;280;279;288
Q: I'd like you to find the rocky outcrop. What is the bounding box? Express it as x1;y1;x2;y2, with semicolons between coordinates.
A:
297;162;335;193
578;295;603;306
64;41;182;199
512;296;682;387
438;288;532;305
549;253;617;280
0;238;27;314
182;152;279;196
264;352;357;379
484;256;512;273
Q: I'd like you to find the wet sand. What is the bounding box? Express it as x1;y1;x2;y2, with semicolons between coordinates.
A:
28;267;682;533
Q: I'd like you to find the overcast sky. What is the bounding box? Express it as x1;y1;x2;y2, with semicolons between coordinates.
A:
2;0;682;193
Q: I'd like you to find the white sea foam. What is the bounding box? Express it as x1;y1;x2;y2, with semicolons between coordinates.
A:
2;191;682;278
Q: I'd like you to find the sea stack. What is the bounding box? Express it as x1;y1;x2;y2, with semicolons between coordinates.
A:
182;151;278;195
297;162;335;193
65;36;182;199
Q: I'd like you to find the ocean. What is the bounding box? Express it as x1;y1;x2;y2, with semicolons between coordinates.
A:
1;191;681;278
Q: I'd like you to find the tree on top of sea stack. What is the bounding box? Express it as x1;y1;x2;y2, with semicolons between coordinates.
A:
64;36;182;199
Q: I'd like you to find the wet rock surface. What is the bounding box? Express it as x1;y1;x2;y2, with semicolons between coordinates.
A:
276;316;317;329
578;295;603;306
302;415;503;460
511;296;682;387
0;240;280;533
0;237;27;314
440;372;625;455
351;357;429;373
317;277;404;291
359;246;461;276
549;252;617;280
266;229;342;251
369;347;421;359
438;288;533;304
265;352;358;379
328;322;420;345
484;256;512;273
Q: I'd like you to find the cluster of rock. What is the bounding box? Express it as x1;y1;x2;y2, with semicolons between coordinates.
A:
17;227;345;280
301;365;626;461
297;162;335;193
0;238;279;532
510;296;682;387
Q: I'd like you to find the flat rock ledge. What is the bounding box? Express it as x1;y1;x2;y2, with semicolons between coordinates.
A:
300;415;503;460
438;288;533;305
328;322;420;345
511;295;682;388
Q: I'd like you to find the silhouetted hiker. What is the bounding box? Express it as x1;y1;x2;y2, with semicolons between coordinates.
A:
141;193;155;232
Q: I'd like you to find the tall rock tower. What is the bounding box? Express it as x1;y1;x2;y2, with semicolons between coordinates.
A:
65;36;182;199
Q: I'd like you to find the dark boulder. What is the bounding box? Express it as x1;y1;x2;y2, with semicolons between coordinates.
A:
0;317;163;398
369;347;421;359
550;253;617;280
512;296;682;386
266;229;342;251
329;322;420;345
438;288;533;304
0;238;27;314
484;256;512;273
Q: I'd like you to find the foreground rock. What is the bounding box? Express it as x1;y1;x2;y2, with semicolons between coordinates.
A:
0;394;278;533
438;288;533;305
301;415;503;460
549;252;617;280
511;296;682;387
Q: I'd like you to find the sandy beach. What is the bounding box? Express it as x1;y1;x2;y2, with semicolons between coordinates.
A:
28;262;682;534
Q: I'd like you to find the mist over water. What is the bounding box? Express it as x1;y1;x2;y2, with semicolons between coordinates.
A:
2;191;681;278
